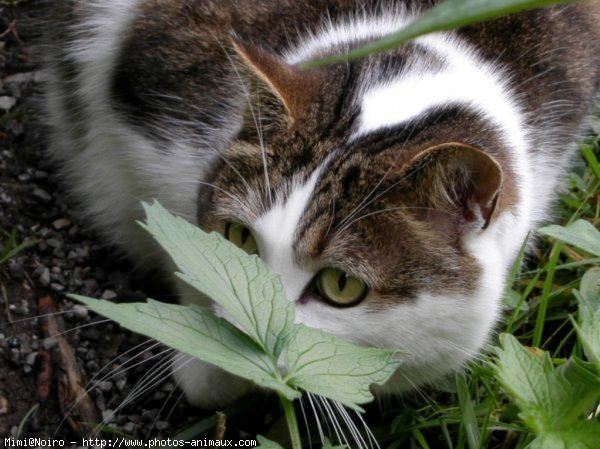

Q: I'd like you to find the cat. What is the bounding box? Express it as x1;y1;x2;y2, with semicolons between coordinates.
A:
45;0;600;409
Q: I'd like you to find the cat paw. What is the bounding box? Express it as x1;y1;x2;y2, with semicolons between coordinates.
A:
171;353;253;409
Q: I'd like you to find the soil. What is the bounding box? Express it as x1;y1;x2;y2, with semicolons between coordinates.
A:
0;3;276;445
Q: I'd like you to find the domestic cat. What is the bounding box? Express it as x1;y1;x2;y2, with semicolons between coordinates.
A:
46;0;600;408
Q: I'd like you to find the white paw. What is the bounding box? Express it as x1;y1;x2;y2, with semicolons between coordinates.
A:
171;353;253;409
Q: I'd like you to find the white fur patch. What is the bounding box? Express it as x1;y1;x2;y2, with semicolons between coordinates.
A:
252;169;323;301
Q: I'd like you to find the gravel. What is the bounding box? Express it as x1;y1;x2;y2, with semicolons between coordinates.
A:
0;3;204;441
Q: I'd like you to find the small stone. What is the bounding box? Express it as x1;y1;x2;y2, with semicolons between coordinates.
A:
32;188;52;203
122;422;137;434
50;283;65;292
18;173;31;182
52;218;71;230
39;227;52;238
86;360;100;371
9;302;29;315
72;305;89;320
152;391;166;401
46;239;61;249
25;352;37;366
42;338;57;350
0;96;16;111
98;381;113;393
9;348;20;364
39;268;50;287
34;170;48;180
0;396;8;415
1;192;12;204
101;290;117;300
8;337;20;348
154;421;170;431
141;409;158;422
8;260;24;279
102;410;116;423
116;378;127;391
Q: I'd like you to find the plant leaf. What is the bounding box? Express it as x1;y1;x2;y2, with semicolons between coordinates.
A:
529;421;600;449
573;268;600;365
284;325;401;411
256;436;286;449
70;296;299;400
494;334;600;436
140;201;294;360
304;0;575;67
538;220;600;257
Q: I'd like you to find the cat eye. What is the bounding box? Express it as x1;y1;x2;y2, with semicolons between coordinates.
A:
224;223;259;255
316;268;368;307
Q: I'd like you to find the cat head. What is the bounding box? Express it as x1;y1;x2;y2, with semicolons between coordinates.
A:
195;37;519;389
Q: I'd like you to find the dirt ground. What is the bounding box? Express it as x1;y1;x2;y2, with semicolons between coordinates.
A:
0;3;278;444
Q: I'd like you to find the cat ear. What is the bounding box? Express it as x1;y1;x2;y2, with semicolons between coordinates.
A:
230;35;323;122
403;143;503;231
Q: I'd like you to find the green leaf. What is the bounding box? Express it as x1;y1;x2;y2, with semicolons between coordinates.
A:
73;200;404;426
529;421;600;449
304;0;576;67
538;220;600;257
494;335;600;435
573;268;600;364
322;438;347;449
579;267;600;318
70;296;299;400
141;201;294;360
284;325;401;411
256;436;286;449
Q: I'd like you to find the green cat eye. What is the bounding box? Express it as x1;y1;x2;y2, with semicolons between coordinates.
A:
316;268;368;307
224;223;259;255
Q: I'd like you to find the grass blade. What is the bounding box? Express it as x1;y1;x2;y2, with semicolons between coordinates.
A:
304;0;576;67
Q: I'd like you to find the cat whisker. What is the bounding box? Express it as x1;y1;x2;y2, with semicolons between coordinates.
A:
8;306;92;325
221;45;273;208
95;350;181;436
317;395;350;448
52;340;162;437
298;396;314;448
46;319;112;340
332;400;368;449
354;409;380;449
145;371;183;440
306;392;326;446
90;343;169;390
337;205;437;234
117;349;179;411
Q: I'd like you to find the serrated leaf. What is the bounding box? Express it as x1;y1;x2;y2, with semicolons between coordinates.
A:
538;220;600;257
141;201;294;360
495;335;600;436
71;296;299;400
284;325;401;411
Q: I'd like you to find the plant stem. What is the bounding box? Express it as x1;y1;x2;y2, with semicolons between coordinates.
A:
279;394;302;449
